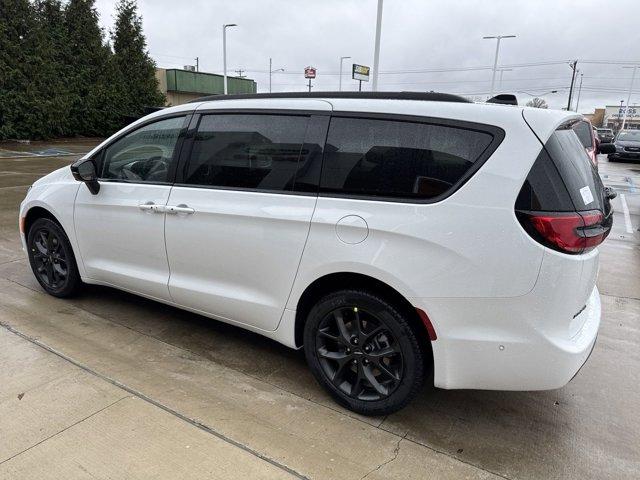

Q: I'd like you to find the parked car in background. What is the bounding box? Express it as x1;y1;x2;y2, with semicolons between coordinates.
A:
19;92;615;415
609;129;640;162
595;127;614;143
572;119;599;168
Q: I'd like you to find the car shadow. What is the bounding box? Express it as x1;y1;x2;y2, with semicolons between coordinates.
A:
59;283;586;479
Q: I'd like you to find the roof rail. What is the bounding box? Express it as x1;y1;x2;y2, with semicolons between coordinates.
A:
188;91;471;104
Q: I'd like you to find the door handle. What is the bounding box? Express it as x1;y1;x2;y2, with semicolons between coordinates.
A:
165;204;195;215
138;202;157;212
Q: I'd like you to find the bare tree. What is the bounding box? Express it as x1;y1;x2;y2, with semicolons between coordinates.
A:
526;97;549;109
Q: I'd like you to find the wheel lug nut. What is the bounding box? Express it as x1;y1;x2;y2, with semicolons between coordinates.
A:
352;359;358;365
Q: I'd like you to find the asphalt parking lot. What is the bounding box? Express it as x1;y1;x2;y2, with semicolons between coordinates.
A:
0;141;638;480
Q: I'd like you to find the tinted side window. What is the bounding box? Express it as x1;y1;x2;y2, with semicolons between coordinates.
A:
101;116;185;182
320;117;493;200
185;114;310;191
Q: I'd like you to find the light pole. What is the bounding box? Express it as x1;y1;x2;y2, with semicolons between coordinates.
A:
339;56;351;91
621;65;638;131
575;73;584;112
372;0;383;91
269;58;284;93
222;23;237;95
618;100;624;132
483;35;516;98
498;68;512;91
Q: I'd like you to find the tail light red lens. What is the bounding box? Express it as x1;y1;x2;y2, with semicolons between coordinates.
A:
517;210;609;254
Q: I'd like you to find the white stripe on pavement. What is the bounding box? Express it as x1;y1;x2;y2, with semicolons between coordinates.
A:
620;193;634;234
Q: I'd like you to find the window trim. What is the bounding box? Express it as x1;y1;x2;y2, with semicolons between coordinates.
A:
317;111;505;204
95;113;192;186
174;110;325;195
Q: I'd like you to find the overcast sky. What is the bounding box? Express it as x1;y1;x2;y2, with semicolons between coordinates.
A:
94;0;640;113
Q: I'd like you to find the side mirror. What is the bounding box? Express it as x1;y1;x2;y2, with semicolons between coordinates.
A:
604;186;617;200
70;159;100;195
597;143;616;155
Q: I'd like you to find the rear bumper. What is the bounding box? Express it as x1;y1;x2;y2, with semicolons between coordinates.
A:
415;285;601;391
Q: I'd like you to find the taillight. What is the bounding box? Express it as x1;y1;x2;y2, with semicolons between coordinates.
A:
517;209;609;254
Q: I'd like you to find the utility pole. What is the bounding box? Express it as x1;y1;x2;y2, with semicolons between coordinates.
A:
308;78;312;92
371;0;383;91
235;69;245;78
222;23;237;94
339;56;351;91
195;57;199;72
621;65;638;131
566;60;578;111
575;73;584;112
483;35;516;98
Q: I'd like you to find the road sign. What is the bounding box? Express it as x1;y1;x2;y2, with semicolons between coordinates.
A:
304;66;317;79
352;64;370;82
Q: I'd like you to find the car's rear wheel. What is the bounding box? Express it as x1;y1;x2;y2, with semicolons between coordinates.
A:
303;290;425;416
27;218;82;297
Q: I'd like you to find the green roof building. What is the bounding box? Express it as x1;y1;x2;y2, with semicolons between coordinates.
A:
155;68;257;106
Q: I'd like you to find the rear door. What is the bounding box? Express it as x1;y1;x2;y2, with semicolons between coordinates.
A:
165;109;329;330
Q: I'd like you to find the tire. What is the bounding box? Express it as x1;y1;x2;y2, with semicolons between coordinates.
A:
303;289;425;416
27;218;82;297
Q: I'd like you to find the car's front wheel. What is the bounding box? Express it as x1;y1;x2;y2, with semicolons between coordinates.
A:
303;289;425;416
27;217;82;297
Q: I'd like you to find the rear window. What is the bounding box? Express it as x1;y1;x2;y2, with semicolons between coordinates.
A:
320;117;494;200
545;127;606;212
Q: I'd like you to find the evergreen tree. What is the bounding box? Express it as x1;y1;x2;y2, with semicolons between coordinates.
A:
64;0;120;136
0;0;43;139
112;0;164;117
33;0;73;137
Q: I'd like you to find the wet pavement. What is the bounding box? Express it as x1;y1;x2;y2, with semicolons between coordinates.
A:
0;146;638;479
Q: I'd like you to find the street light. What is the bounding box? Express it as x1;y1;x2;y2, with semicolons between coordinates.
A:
222;23;237;95
575;72;584;112
498;68;512;91
269;58;284;93
483;35;516;98
339;56;351;91
621;65;638;130
372;0;383;91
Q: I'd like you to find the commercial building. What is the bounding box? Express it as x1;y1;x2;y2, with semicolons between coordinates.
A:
602;105;640;131
583;108;604;127
155;68;257;106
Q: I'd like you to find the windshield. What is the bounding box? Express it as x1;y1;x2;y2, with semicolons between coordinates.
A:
617;131;640;141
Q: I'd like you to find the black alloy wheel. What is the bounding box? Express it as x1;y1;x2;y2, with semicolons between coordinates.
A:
315;306;403;401
27;218;82;297
31;228;68;290
304;290;426;416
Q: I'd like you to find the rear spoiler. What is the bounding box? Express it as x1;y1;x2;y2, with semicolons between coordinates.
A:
487;94;518;106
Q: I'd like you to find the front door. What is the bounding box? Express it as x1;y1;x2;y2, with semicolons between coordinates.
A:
74;115;187;300
165;111;329;330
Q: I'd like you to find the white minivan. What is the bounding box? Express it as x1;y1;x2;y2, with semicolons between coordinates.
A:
19;92;615;415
